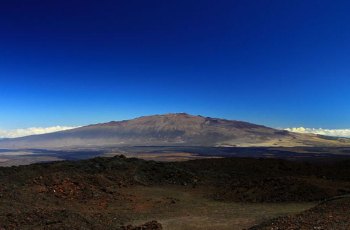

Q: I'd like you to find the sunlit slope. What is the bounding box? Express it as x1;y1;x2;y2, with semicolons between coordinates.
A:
0;113;349;148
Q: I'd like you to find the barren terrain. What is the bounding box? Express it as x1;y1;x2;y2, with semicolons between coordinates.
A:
0;155;350;229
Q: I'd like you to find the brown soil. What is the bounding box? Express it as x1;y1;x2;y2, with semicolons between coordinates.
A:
121;220;163;230
250;197;350;229
0;155;350;229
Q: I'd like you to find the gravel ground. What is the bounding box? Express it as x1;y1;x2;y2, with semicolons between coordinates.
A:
250;197;350;230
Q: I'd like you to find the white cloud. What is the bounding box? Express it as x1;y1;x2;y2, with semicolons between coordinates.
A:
0;126;79;138
285;127;350;138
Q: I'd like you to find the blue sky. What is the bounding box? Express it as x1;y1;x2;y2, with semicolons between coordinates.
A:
1;0;350;130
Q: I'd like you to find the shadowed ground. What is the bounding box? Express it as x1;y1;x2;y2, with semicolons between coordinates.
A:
0;155;350;229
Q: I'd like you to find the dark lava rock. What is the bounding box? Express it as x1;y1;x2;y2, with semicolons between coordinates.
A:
250;197;350;230
121;220;163;230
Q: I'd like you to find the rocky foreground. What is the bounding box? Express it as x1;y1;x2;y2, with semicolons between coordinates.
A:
0;155;350;229
250;197;350;230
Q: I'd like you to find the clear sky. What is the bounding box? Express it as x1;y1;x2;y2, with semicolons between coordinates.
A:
1;0;350;130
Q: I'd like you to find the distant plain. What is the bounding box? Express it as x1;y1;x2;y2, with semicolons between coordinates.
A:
2;146;350;167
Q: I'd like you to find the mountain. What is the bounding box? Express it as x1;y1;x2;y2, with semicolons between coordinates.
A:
0;113;348;148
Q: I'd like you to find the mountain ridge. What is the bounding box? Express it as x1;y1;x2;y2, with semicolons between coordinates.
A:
0;113;349;148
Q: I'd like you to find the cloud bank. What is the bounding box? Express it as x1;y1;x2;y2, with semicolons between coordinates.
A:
285;127;350;138
0;126;79;138
1;125;349;139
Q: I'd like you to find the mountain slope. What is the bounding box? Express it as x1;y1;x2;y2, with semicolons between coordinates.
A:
0;113;348;148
